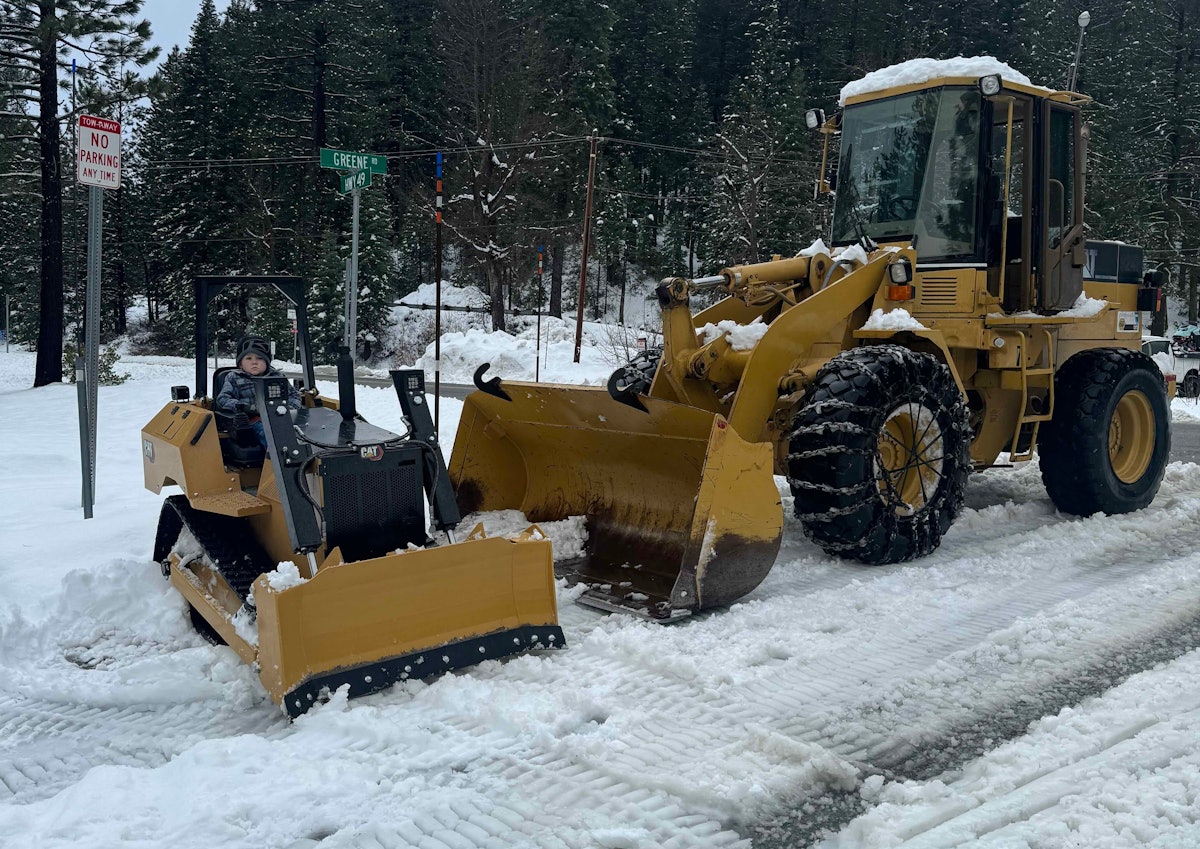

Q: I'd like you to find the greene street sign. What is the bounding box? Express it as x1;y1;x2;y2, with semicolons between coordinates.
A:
320;147;386;174
78;114;121;189
339;168;372;194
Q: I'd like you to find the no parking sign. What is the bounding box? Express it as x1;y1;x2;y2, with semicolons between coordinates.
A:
77;114;121;189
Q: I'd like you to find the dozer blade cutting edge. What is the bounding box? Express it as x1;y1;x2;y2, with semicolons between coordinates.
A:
449;382;783;620
254;531;562;717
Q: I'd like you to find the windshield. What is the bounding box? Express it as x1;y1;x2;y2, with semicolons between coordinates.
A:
832;87;982;260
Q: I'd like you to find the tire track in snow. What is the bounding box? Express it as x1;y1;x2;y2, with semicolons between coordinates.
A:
4;467;1199;847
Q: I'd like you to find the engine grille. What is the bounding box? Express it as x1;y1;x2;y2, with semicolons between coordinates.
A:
319;446;425;562
920;276;960;308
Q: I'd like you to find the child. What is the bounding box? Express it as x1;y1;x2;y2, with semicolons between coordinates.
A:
216;336;302;449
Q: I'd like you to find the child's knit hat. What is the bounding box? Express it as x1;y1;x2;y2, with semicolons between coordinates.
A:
236;336;271;368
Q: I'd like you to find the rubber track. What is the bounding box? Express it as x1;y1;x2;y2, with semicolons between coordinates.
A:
154;495;274;605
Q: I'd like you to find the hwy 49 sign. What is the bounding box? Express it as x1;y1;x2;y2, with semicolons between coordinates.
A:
77;114;121;189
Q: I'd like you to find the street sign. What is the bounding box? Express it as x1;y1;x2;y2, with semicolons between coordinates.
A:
339;168;372;194
77;114;121;189
320;147;386;174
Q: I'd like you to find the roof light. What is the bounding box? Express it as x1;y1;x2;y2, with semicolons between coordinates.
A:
978;74;1002;96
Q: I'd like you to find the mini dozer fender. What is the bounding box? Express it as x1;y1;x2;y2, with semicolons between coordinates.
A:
449;60;1170;622
143;277;563;716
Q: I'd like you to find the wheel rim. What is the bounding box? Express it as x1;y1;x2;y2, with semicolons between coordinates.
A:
1109;390;1155;484
875;402;945;516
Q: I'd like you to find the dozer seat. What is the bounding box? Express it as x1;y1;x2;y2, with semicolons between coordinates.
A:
212;366;266;467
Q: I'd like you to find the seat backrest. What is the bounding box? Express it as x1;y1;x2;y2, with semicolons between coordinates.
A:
212;365;237;401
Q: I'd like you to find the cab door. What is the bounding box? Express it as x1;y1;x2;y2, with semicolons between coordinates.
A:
1040;102;1086;310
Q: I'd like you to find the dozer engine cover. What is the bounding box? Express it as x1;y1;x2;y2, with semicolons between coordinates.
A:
318;445;428;560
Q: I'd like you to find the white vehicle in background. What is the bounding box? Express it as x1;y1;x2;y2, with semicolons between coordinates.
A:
1168;328;1200;398
1142;335;1188;399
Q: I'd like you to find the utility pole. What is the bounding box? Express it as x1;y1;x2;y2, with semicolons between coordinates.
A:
434;151;443;433
574;131;599;363
536;245;544;382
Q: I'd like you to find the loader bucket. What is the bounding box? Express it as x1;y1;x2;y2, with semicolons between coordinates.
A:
254;533;562;717
450;383;783;620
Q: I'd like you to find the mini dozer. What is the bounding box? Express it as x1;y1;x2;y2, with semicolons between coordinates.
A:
143;276;563;716
450;60;1171;622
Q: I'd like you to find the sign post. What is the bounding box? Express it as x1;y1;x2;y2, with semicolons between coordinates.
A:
75;113;121;519
321;148;385;357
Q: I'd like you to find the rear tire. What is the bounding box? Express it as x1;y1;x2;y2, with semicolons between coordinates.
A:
1039;348;1169;515
1181;371;1199;399
787;345;972;564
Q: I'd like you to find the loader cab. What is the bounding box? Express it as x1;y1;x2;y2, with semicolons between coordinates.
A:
830;74;1087;314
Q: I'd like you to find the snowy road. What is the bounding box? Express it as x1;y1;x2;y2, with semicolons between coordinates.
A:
3;351;1200;848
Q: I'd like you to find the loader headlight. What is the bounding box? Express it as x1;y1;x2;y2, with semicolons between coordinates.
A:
888;257;913;285
978;74;1003;97
805;109;826;130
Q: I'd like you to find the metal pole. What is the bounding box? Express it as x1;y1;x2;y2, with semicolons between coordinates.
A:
342;257;351;349
4;295;9;352
536;245;543;382
72;61;80;351
1066;11;1091;92
434;151;443;435
574;131;599;364
76;356;91;518
349;186;360;358
80;185;102;515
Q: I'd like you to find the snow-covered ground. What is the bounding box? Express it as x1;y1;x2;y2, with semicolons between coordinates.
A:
3;340;1200;849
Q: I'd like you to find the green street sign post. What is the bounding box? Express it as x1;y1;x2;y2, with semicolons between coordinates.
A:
320;148;386;174
320;148;385;354
339;167;371;194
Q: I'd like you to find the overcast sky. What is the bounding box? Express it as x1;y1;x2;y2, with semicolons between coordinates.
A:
140;0;232;61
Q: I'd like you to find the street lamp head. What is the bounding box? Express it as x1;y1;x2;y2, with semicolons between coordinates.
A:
1078;10;1090;28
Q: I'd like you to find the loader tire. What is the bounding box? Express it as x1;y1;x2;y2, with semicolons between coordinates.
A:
787;345;972;564
608;347;663;396
1039;348;1169;516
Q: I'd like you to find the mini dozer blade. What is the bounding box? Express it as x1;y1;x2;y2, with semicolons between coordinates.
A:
449;373;782;621
145;278;564;717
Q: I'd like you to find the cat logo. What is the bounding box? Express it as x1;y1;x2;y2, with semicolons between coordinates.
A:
360;444;383;461
142;439;155;462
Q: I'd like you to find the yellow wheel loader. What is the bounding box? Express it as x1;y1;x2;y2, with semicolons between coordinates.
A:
143;276;563;716
450;64;1171;621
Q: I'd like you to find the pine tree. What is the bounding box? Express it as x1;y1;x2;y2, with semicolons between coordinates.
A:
0;0;156;385
436;0;554;331
697;3;814;268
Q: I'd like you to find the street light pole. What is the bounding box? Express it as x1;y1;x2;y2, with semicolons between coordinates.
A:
1067;11;1091;93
